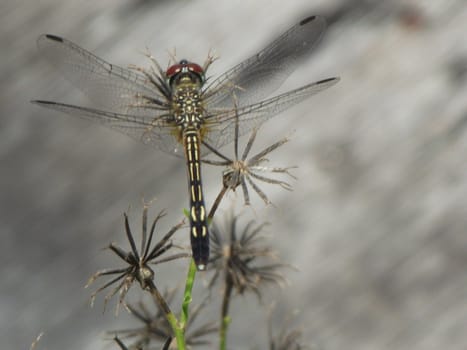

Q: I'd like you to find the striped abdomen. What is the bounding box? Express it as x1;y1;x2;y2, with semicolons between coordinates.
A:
183;129;209;270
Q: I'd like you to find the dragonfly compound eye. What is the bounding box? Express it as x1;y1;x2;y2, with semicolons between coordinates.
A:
166;63;183;79
166;61;205;84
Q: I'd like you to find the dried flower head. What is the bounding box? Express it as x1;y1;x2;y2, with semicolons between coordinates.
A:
269;326;306;350
112;289;217;349
203;108;296;211
268;310;308;350
209;213;288;298
86;205;190;312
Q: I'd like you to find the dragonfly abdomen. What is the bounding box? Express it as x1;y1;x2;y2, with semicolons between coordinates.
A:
184;130;209;270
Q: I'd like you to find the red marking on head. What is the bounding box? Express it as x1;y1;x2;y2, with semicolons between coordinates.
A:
166;61;204;79
166;64;182;78
187;63;204;75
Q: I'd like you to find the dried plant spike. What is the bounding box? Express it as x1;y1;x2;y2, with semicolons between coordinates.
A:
209;213;289;297
109;289;216;349
86;206;188;313
203;118;296;208
268;308;308;350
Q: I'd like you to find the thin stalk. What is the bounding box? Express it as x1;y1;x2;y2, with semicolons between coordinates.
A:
180;259;197;329
146;279;186;349
219;275;234;350
209;186;229;220
167;312;185;350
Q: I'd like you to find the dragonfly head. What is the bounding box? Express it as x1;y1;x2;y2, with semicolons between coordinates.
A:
166;59;205;86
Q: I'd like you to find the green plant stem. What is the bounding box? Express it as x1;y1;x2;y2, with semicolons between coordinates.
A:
220;314;231;350
147;280;186;350
180;258;197;329
220;276;233;350
167;312;185;350
145;257;197;350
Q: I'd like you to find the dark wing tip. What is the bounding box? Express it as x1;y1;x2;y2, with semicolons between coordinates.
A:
300;15;318;26
317;77;340;84
31;100;57;106
44;34;64;42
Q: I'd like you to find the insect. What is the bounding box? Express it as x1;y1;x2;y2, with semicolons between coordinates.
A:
32;15;339;270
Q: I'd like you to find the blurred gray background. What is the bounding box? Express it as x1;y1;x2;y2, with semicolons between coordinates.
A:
1;0;467;349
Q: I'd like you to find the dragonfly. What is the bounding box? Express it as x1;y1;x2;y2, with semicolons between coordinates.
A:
32;15;339;270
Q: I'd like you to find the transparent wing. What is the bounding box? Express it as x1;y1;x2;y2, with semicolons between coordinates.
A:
202;77;339;151
203;16;327;110
32;100;184;155
36;34;169;115
35;34;184;154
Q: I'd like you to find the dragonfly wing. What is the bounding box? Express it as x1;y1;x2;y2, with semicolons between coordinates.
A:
36;34;168;116
202;77;339;152
32;101;183;155
203;16;327;110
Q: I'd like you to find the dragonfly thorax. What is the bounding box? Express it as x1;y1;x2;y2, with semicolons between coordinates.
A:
172;84;205;130
168;60;205;130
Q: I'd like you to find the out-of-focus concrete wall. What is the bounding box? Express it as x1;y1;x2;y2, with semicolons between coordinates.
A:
1;1;467;349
